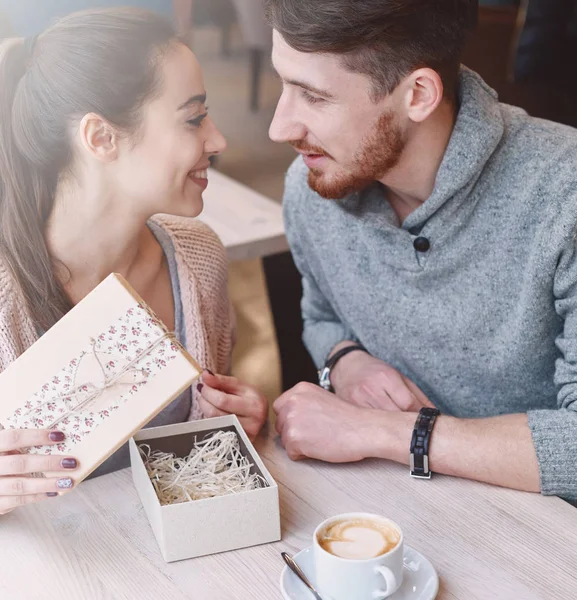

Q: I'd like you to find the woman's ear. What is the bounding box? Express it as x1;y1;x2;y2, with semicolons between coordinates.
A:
78;113;119;162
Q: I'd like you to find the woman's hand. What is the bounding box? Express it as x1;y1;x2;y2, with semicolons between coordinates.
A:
0;429;78;515
196;371;268;441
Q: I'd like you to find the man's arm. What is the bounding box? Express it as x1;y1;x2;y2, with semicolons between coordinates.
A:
330;349;541;489
372;410;541;493
326;341;435;412
273;385;542;493
282;159;358;368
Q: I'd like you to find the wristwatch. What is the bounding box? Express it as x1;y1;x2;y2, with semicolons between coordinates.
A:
318;343;368;392
409;407;440;479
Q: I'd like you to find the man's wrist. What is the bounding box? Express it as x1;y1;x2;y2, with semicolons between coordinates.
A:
358;410;415;462
328;341;369;391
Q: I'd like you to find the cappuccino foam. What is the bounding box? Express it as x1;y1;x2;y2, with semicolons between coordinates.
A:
318;518;400;560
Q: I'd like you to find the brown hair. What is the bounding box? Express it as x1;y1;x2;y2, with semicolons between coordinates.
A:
264;0;478;100
0;8;177;332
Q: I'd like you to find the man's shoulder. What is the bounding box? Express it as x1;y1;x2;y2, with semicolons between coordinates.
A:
497;106;577;210
501;104;577;158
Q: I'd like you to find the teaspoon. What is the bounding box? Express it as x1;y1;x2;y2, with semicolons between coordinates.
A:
281;551;325;600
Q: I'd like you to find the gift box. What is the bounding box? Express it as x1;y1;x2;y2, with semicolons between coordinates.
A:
129;415;281;562
0;273;201;482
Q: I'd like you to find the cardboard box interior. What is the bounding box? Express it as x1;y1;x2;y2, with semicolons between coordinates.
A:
136;425;271;495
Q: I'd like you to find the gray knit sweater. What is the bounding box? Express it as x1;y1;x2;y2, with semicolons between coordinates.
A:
283;68;577;502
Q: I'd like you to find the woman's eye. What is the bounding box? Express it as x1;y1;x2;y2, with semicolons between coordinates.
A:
187;112;209;128
302;90;322;105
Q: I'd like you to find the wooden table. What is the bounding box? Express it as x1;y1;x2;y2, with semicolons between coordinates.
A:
1;425;576;600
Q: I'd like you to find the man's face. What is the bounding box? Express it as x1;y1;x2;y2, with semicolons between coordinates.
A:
269;32;408;199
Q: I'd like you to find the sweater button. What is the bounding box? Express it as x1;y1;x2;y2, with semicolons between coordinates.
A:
413;236;430;253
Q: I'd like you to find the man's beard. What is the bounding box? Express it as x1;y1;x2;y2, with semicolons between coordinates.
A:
290;110;407;200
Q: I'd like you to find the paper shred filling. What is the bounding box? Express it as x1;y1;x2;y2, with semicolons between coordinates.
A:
140;431;267;505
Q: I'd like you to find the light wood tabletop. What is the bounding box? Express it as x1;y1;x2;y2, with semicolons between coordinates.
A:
1;424;576;600
198;169;288;262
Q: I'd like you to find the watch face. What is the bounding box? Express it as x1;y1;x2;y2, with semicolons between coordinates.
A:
318;367;331;390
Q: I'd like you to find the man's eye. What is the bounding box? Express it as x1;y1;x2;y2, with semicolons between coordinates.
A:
302;90;323;105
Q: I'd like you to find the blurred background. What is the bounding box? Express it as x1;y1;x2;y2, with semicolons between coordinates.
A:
1;0;575;402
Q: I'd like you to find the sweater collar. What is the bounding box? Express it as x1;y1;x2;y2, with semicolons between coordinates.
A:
402;68;505;231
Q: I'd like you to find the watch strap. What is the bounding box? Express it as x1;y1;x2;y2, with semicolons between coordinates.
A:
318;343;368;392
410;407;440;479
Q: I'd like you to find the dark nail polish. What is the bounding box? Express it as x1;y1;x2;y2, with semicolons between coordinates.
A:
49;431;65;442
46;492;58;497
197;383;204;393
61;458;77;469
57;478;74;489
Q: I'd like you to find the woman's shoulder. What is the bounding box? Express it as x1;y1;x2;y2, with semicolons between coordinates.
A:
150;214;228;275
0;258;20;315
0;258;36;368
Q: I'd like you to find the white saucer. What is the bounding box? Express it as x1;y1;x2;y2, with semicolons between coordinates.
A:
280;545;439;600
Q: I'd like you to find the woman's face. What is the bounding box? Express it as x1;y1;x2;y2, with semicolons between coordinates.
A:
113;42;227;219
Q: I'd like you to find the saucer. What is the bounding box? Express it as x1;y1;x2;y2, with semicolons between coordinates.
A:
280;545;439;600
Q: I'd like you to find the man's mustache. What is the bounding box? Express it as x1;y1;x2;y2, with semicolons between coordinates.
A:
289;140;334;160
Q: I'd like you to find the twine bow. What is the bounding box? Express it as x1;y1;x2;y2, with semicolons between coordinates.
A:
17;332;174;430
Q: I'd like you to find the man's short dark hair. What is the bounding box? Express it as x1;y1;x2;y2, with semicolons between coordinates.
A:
265;0;478;100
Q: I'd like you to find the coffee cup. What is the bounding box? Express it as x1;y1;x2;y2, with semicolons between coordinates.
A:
313;512;404;600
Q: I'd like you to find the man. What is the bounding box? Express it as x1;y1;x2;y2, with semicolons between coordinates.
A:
267;0;577;503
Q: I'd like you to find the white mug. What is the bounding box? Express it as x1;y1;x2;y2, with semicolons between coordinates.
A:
313;513;404;600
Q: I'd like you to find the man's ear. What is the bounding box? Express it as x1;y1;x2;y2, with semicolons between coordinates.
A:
78;112;119;162
402;68;445;123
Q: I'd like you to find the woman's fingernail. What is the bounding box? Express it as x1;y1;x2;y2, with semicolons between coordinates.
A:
197;383;204;393
46;492;58;497
57;478;74;489
60;458;77;469
207;369;215;376
49;431;65;442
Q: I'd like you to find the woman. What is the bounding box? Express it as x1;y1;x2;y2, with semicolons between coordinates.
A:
0;7;268;514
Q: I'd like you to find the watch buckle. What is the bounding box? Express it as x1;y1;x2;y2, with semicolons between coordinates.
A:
409;453;432;479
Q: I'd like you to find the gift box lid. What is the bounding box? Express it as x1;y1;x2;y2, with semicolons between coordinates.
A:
0;273;201;483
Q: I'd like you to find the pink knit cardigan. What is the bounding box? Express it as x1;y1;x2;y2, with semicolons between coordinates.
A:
0;214;234;421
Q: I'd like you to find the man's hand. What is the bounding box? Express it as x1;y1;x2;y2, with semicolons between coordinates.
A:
331;345;435;412
273;382;382;462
